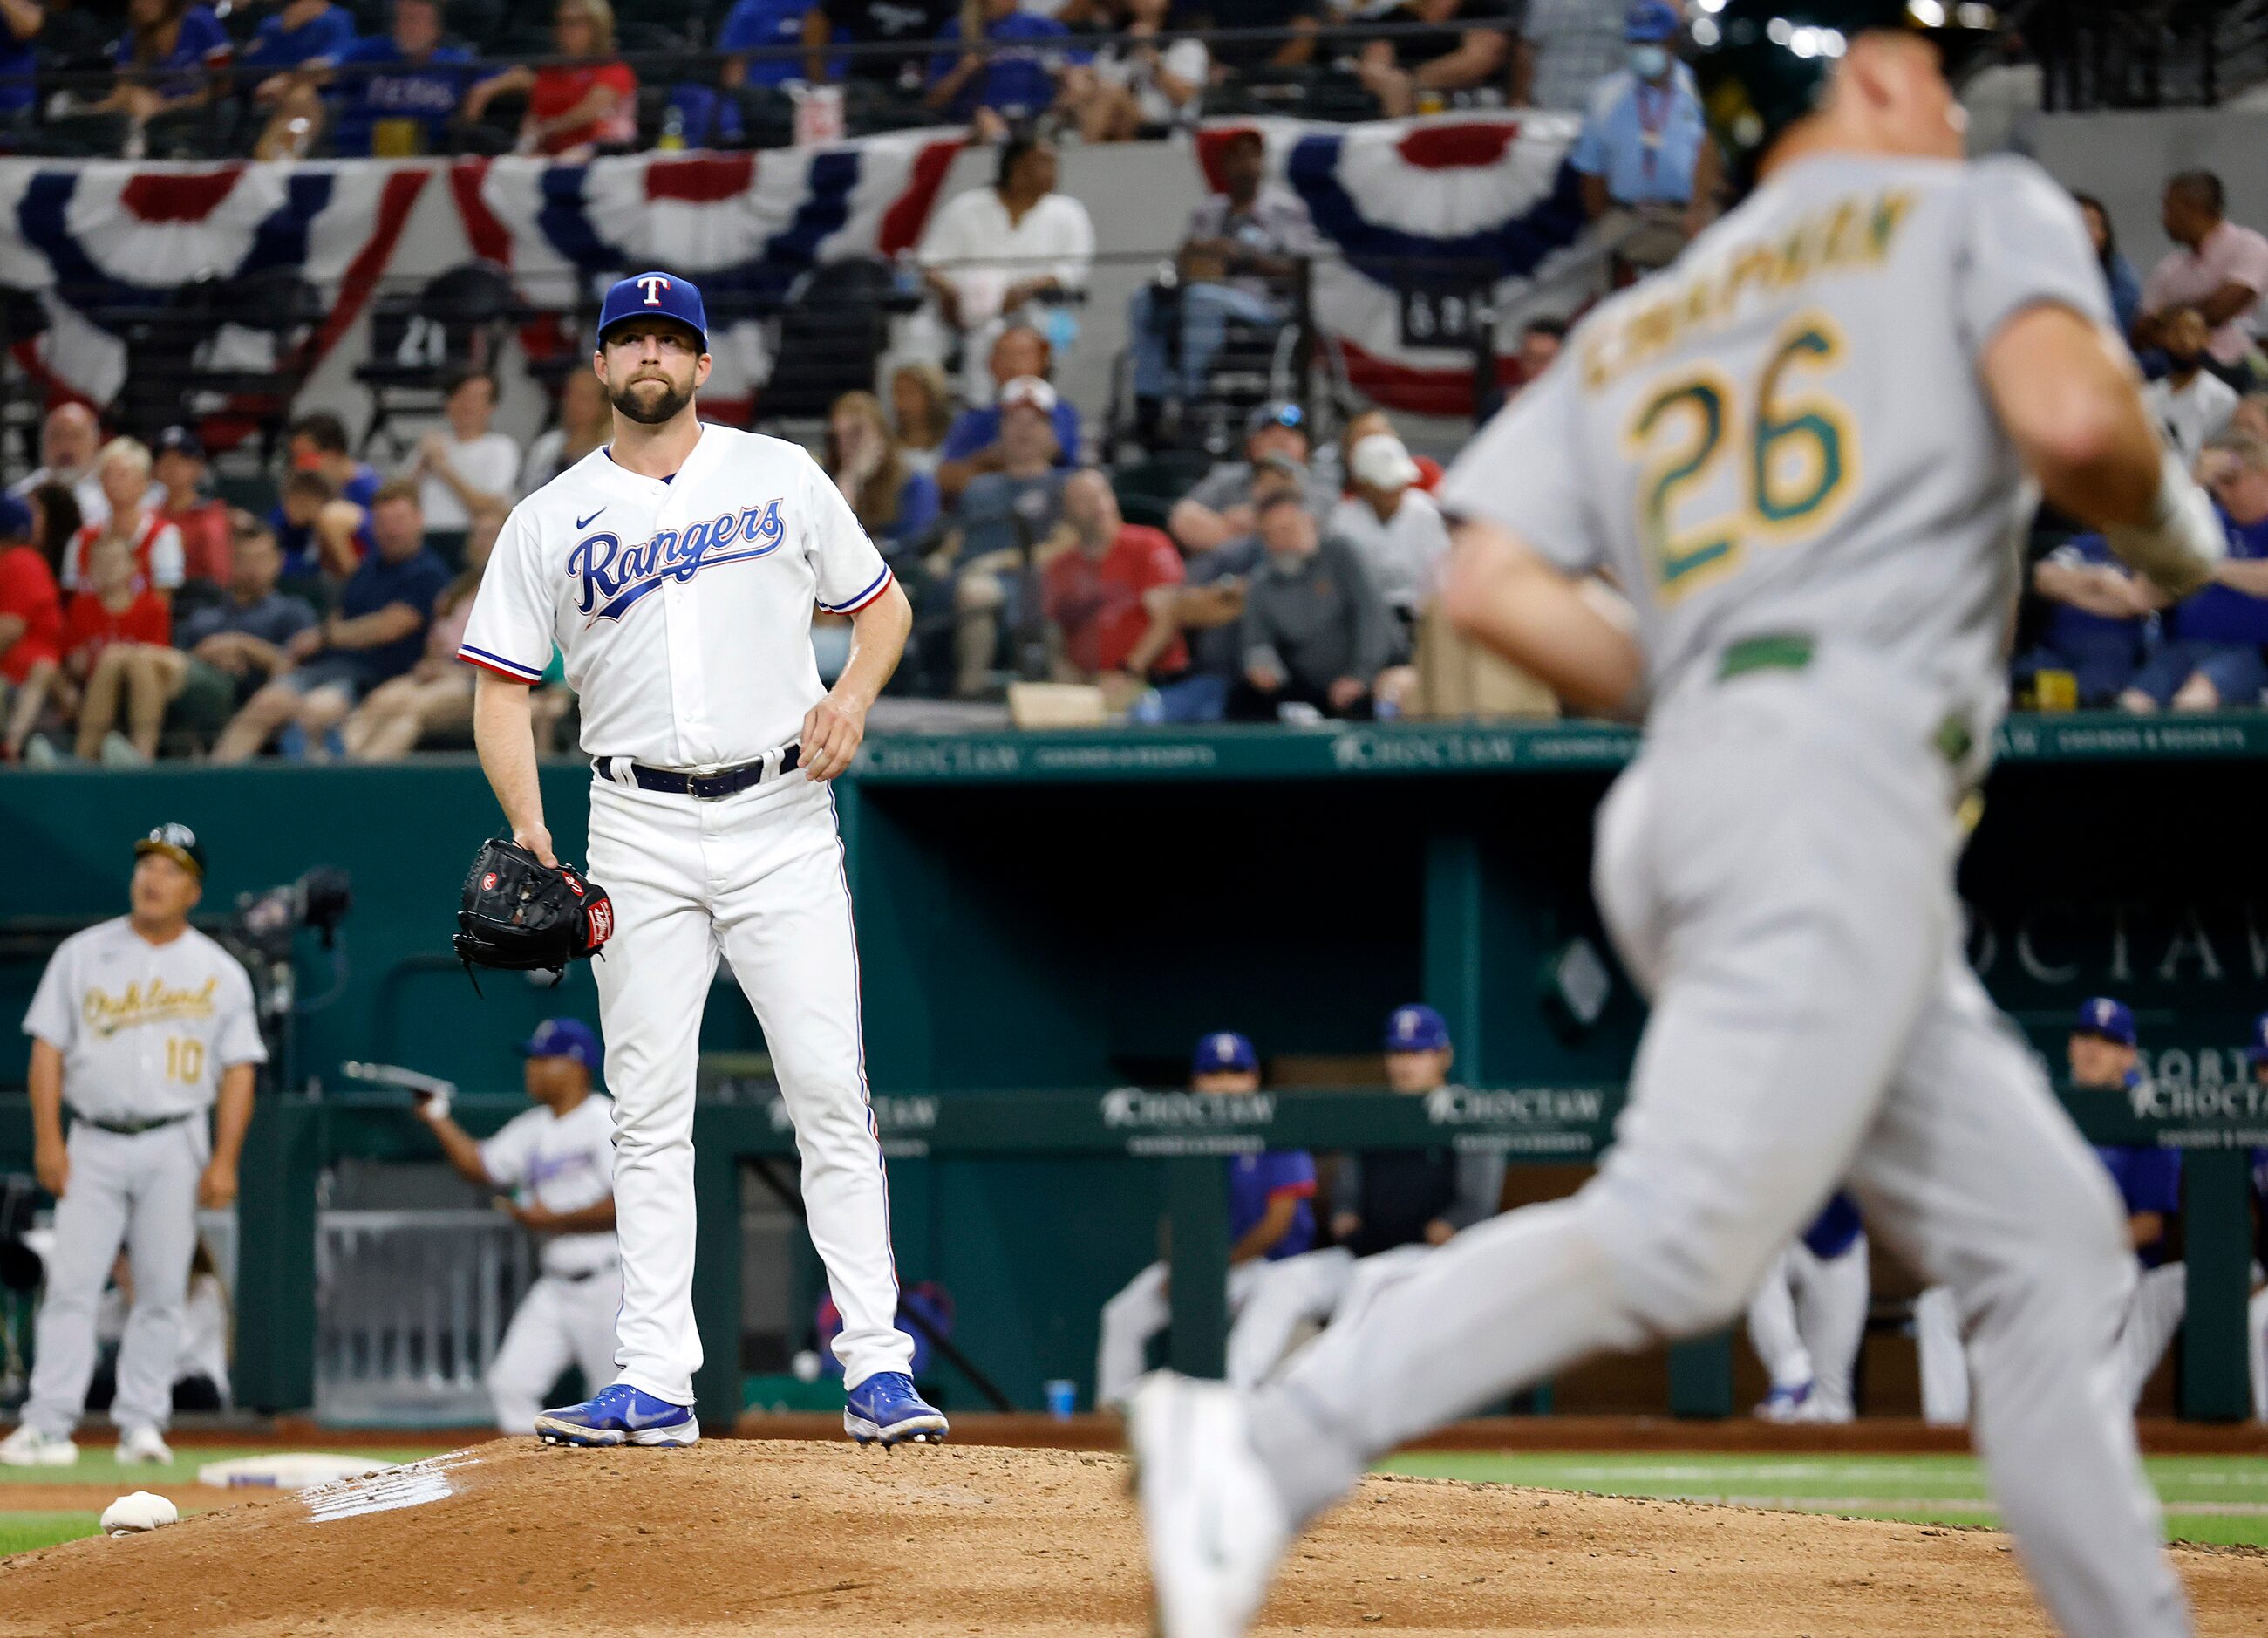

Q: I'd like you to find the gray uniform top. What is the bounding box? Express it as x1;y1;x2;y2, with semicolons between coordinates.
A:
1242;535;1396;690
1439;153;2110;728
23;918;265;1124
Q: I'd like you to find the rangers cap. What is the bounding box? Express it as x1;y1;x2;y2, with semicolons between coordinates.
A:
521;1015;602;1071
1385;1003;1452;1053
134;821;206;880
2072;997;2136;1048
1193;1031;1259;1075
1625;0;1679;42
597;270;709;354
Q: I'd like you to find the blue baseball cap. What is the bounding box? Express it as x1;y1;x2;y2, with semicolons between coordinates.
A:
1193;1031;1258;1075
597;270;709;353
1384;1004;1451;1053
521;1016;601;1070
2074;997;2136;1048
1624;0;1679;42
2246;1013;2268;1066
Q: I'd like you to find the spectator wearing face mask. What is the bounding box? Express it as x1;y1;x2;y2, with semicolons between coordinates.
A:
1568;0;1716;267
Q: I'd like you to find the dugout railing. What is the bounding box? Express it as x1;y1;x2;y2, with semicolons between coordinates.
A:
0;1076;2256;1429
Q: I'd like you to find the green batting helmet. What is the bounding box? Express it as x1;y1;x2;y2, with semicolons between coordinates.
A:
1686;1;2003;187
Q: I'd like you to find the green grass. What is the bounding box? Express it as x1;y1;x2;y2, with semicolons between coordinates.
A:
1374;1452;2268;1548
0;1512;100;1554
0;1444;454;1560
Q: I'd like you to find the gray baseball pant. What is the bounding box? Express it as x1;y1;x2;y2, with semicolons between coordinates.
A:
1246;662;2190;1638
24;1119;204;1437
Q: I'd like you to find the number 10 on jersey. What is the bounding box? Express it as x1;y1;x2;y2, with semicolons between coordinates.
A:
166;1037;205;1084
1624;312;1856;600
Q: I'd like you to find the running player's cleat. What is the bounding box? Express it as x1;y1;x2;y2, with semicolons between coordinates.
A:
115;1424;173;1464
0;1424;78;1467
1128;1372;1291;1638
843;1372;949;1446
535;1383;700;1447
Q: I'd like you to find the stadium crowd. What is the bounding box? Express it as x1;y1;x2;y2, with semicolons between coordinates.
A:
0;6;2264;761
0;0;1672;160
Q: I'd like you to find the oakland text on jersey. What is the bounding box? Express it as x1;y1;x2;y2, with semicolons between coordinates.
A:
567;500;788;623
1581;184;1917;392
82;975;221;1036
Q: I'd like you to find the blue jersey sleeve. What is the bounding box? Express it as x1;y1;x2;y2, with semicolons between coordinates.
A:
1254;1150;1318;1199
939;407;994;462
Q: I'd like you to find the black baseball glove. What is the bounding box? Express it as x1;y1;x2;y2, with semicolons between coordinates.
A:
453;837;614;988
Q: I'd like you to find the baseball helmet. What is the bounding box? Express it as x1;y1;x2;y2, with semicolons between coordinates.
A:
1686;0;2002;188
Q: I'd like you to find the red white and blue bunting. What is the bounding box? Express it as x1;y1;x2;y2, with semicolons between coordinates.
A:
1195;115;1604;416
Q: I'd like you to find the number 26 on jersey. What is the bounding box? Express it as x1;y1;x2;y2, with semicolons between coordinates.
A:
1624;311;1856;601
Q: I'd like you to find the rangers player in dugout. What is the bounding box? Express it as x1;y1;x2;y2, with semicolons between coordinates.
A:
4;823;262;1468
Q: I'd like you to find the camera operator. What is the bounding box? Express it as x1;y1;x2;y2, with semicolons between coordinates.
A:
3;823;262;1470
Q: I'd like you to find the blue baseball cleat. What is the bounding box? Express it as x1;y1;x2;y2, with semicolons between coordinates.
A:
534;1383;701;1448
844;1372;949;1447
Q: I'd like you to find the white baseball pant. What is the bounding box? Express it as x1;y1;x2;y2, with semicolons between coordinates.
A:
1922;1259;2186;1421
1226;1244;1433;1390
487;1266;623;1434
588;772;910;1405
1745;1234;1869;1419
2249;1280;2267;1423
2115;1262;2186;1409
23;1120;205;1437
1098;1259;1271;1410
1913;1283;1971;1425
1244;657;2189;1638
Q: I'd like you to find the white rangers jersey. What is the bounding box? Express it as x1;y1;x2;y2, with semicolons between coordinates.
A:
458;423;895;770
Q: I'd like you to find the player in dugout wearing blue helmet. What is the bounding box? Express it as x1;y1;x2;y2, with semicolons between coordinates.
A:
1094;1033;1317;1412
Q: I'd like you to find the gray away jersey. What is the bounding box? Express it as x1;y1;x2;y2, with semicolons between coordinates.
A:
23;918;265;1123
1440;153;2111;719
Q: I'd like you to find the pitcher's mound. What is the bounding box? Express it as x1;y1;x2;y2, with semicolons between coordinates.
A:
2;1440;2260;1636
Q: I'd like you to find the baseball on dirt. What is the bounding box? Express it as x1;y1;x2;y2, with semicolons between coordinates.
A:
99;1491;178;1535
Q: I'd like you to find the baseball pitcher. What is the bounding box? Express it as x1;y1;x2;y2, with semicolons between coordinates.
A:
458;270;943;1450
1131;8;2222;1636
3;824;262;1469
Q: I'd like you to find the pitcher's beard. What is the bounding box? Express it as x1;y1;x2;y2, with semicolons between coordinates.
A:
611;377;693;426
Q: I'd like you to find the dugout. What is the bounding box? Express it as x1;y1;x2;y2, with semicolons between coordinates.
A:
0;714;2264;1422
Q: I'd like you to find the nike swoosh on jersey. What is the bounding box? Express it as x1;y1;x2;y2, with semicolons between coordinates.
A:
576;508;606;529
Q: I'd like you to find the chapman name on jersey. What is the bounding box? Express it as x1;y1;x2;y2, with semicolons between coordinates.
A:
458;424;896;771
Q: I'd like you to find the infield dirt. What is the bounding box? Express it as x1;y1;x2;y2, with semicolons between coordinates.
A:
2;1440;2262;1635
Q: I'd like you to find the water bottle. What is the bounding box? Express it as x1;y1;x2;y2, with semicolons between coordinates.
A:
658;102;686;152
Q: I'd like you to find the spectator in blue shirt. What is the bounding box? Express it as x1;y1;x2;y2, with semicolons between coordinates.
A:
1568;1;1717;239
90;0;232;123
936;326;1080;502
328;0;473;156
269;411;378;578
1094;1031;1317;1410
2015;533;2153;707
243;0;356;159
926;0;1085;140
720;0;821;89
212;480;448;762
0;0;43;120
2121;435;2268;712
